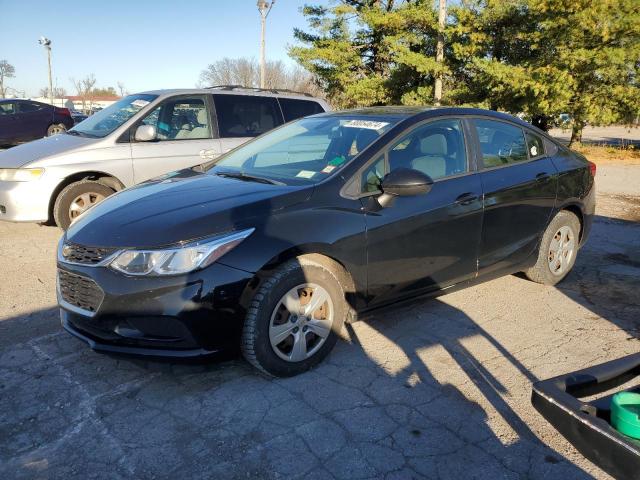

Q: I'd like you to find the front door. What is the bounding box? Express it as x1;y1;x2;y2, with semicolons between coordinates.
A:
472;118;557;275
362;118;484;307
131;95;221;183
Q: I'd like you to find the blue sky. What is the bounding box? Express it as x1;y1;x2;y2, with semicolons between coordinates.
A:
0;0;315;97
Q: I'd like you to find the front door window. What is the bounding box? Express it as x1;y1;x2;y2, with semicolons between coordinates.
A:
140;97;211;141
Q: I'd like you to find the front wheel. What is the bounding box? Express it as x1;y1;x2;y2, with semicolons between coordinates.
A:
53;180;114;229
47;123;67;136
241;257;348;377
524;210;581;285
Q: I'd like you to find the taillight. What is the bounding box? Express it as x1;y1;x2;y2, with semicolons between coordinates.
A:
55;107;71;117
588;161;596;177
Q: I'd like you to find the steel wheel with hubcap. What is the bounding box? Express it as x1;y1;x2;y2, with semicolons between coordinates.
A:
53;180;114;230
241;256;347;377
548;225;575;276
69;192;106;223
269;283;334;362
47;124;67;136
524;210;581;285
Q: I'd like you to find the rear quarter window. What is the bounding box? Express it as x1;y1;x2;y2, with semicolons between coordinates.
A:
279;98;325;122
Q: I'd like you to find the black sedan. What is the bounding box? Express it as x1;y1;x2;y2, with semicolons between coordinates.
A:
0;99;75;146
57;107;596;376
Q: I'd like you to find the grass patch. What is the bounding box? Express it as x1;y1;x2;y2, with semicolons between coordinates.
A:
572;144;640;165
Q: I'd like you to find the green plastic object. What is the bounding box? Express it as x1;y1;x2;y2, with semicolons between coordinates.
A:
611;391;640;439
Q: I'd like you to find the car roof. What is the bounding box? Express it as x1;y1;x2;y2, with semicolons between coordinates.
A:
136;88;324;102
316;106;538;130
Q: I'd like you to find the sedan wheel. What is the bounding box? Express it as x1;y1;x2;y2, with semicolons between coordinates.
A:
524;210;580;285
241;256;347;377
47;123;67;136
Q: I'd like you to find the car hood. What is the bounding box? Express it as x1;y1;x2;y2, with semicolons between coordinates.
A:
66;170;312;248
0;133;98;168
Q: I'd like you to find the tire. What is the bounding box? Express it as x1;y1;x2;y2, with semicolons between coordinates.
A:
524;210;581;286
53;180;114;230
47;123;67;136
241;256;348;377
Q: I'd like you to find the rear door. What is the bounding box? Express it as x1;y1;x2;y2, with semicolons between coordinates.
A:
130;95;221;183
0;102;17;144
472;118;557;275
213;94;284;153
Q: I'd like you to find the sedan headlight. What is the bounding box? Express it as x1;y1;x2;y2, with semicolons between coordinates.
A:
0;168;45;182
110;228;254;276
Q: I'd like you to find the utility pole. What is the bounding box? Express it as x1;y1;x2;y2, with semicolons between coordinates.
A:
38;36;53;105
257;0;275;89
434;0;446;105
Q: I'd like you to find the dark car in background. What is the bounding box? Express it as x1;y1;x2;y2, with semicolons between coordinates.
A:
0;99;74;146
57;107;596;377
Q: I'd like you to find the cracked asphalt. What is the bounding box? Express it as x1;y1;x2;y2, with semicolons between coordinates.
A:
1;165;639;480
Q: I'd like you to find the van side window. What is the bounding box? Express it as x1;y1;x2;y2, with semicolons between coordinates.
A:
474;119;527;167
214;94;283;138
279;98;325;122
140;97;211;141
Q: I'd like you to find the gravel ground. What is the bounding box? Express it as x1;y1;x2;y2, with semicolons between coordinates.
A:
1;165;639;480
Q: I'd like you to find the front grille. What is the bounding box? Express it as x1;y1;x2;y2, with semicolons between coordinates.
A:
62;243;116;265
58;269;104;314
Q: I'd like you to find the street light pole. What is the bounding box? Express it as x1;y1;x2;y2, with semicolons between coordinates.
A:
38;37;53;105
257;0;275;89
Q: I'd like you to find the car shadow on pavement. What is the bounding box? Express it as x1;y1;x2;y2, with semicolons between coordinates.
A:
0;292;594;479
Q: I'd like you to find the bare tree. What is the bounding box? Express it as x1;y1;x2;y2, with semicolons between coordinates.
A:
198;57;322;97
117;81;127;96
39;86;67;99
0;60;16;99
71;74;97;113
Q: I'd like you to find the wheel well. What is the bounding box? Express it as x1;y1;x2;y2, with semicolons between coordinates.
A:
561;205;584;241
47;172;125;223
241;248;358;321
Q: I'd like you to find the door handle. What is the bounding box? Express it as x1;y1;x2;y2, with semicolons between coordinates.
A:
455;192;479;206
536;172;551;182
199;149;217;160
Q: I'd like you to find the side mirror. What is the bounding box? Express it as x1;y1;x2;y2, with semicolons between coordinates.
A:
134;124;157;142
378;168;433;207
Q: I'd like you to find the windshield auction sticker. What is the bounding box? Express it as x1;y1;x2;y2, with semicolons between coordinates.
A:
343;120;389;130
132;99;150;108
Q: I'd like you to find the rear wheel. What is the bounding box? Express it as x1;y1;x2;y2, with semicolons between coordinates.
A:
47;123;67;136
241;257;347;377
524;210;580;285
53;180;114;230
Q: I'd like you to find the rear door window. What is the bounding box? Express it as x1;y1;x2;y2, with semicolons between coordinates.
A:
279;98;325;122
213;94;283;138
525;130;545;158
474;119;528;168
18;102;45;113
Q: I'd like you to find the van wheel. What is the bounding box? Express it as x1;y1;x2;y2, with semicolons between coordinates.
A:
524;210;581;286
241;257;347;377
47;124;67;136
53;180;114;230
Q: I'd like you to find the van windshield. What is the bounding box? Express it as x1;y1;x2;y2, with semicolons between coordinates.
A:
69;94;158;138
206;115;401;185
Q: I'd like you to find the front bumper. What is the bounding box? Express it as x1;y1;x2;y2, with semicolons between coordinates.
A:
57;260;254;356
0;176;59;222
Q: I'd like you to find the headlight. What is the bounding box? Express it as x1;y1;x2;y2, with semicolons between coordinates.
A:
109;228;254;276
0;168;45;182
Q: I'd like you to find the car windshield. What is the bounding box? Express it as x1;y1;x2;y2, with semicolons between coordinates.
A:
69;94;158;138
206;115;401;185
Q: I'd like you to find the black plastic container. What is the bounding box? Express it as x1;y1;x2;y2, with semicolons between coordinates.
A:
532;353;640;480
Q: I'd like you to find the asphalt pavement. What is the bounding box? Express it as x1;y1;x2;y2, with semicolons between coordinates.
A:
1;165;639;479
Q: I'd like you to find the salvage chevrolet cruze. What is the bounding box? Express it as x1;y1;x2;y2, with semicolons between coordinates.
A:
57;107;595;376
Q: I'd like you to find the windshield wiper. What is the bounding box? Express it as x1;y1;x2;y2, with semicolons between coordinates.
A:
215;171;284;186
66;130;83;136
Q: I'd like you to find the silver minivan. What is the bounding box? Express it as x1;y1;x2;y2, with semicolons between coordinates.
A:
0;87;328;228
